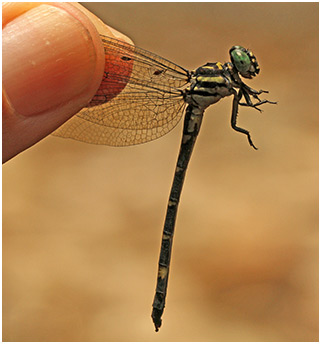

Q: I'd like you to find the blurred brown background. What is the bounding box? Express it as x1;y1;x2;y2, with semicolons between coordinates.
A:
3;2;318;342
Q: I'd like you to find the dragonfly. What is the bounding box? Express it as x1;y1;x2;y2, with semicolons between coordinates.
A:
54;35;276;331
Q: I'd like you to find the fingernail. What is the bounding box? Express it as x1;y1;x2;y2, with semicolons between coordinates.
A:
3;4;100;117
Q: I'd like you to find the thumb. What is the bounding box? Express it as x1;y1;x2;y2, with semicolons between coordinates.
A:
2;2;128;163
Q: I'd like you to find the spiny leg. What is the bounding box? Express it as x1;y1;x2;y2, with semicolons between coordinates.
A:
239;98;277;111
240;87;277;111
240;89;262;111
242;83;270;96
231;90;258;150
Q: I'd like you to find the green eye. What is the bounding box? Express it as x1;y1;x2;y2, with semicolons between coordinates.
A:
229;46;260;78
230;48;251;73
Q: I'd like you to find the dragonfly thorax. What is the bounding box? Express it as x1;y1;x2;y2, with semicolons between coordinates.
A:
184;62;235;110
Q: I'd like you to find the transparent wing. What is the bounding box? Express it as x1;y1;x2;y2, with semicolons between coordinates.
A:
54;35;189;146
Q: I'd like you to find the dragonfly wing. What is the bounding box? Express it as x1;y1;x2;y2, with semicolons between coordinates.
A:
54;36;189;146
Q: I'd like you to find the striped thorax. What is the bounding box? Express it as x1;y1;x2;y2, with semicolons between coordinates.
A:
184;46;260;112
185;63;233;110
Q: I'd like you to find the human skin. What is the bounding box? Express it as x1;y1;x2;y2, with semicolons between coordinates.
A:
3;2;131;163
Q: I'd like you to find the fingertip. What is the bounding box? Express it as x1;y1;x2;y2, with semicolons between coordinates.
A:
72;3;133;45
3;2;132;120
2;2;132;162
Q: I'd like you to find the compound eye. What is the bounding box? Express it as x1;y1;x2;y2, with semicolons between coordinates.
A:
230;48;251;73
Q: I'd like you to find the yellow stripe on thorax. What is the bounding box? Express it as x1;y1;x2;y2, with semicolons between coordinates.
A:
196;75;226;84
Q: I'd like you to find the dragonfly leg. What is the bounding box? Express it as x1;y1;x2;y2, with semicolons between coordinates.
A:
231;90;258;150
242;83;269;96
239;87;277;112
239;89;262;112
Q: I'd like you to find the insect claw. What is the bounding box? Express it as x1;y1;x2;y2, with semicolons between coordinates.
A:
248;136;258;150
254;106;263;112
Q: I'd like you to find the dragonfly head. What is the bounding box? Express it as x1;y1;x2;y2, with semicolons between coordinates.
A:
229;46;260;79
